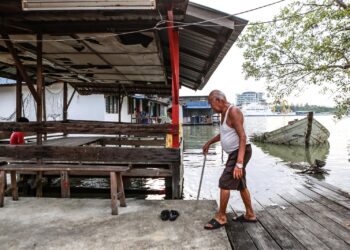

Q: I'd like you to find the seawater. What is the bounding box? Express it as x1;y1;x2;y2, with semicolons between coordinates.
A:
182;115;350;211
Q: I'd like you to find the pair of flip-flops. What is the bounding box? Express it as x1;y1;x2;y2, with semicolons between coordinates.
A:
204;215;257;230
160;210;180;221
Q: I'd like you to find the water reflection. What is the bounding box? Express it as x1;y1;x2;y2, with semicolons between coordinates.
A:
253;142;330;164
182;116;350;210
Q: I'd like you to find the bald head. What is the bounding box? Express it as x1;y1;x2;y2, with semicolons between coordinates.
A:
209;90;227;102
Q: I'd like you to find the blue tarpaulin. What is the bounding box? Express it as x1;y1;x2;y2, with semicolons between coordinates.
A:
184;101;211;109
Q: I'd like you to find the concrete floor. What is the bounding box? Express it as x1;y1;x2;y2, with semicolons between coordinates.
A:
0;198;231;250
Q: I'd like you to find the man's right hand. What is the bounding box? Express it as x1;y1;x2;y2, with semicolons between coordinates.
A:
202;142;210;155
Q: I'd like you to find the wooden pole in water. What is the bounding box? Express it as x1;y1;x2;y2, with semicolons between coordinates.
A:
305;112;313;148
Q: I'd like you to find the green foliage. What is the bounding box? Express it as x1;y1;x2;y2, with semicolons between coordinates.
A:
274;104;336;113
238;0;350;118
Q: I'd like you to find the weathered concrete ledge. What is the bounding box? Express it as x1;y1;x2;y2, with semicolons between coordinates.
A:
0;198;230;250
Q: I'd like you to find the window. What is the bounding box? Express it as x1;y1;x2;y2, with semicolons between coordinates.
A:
105;95;119;114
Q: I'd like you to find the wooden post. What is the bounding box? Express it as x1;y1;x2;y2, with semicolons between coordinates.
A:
0;170;5;207
171;163;180;199
118;91;123;147
35;171;43;197
167;10;180;148
165;177;172;199
63;82;68;122
10;171;18;201
42;77;47;140
36;33;43;197
305;112;313;148
118;86;122;123
110;172;118;215
16;70;22;120
116;173;126;207
60;171;70;198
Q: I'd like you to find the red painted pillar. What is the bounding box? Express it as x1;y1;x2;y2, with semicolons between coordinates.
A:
167;10;180;148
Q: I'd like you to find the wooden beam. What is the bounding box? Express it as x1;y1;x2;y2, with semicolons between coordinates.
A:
4;20;156;34
122;168;172;177
10;168;172;177
16;69;22;120
42;77;47;122
0;145;181;164
63;82;68;121
36;34;44;197
67;89;76;108
116;173;126;207
2;164;130;172
110;172;118;215
100;138;165;146
1;33;40;103
171;163;181;199
36;33;43;145
13;41;93;86
118;86;122;123
60;171;70;198
10;171;18;200
0;122;172;135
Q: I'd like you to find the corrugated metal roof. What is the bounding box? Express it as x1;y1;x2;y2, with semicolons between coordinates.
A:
0;0;247;96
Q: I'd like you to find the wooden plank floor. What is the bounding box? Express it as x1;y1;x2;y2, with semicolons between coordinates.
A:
226;178;350;250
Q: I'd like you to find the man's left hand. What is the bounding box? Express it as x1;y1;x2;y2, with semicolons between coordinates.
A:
233;167;243;179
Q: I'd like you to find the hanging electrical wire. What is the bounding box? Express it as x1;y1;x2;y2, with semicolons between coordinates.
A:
0;0;291;43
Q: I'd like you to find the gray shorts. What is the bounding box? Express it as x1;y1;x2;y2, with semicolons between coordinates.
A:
219;144;252;190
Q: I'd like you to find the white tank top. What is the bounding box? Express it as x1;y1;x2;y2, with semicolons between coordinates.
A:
220;105;249;154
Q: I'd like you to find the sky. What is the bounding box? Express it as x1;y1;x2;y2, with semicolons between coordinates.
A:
180;0;336;107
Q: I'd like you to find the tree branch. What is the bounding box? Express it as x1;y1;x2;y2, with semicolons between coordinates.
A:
334;0;348;9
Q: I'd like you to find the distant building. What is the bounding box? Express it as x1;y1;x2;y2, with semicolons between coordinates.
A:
236;91;266;107
180;96;212;125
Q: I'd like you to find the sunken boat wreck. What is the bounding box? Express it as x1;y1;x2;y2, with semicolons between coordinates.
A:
252;112;330;146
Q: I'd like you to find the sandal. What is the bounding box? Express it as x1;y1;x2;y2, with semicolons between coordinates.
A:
232;214;257;223
204;218;227;230
169;210;180;221
160;210;170;221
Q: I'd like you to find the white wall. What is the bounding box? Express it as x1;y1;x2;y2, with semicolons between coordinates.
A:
68;89;105;121
104;96;132;122
0;85;37;121
0;83;107;122
0;86;18;120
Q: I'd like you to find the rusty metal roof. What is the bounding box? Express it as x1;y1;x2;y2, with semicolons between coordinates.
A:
0;0;247;96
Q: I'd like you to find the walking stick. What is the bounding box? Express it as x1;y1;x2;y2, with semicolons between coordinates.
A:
197;154;207;200
221;148;224;164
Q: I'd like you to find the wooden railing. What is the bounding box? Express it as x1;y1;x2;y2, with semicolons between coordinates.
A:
0;121;173;136
0;121;183;198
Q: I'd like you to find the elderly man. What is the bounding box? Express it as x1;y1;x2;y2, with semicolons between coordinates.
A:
203;90;256;230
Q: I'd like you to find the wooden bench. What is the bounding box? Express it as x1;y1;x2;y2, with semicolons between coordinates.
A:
0;162;129;215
